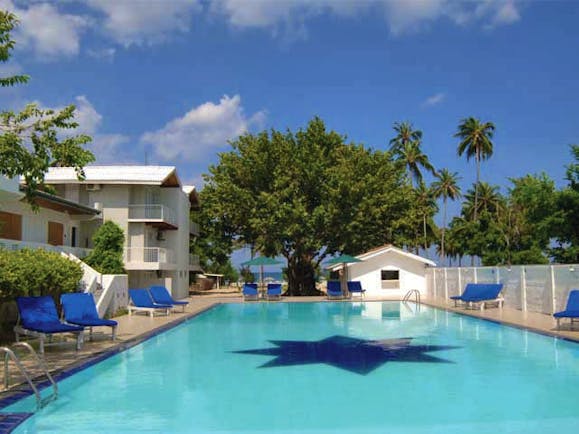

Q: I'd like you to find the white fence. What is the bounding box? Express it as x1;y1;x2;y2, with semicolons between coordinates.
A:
427;264;579;315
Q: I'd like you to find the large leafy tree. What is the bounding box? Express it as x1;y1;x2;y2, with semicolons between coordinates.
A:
455;117;495;222
551;145;579;262
432;169;461;261
201;117;413;295
0;10;94;202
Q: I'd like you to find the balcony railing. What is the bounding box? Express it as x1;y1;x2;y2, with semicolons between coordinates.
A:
0;238;92;259
124;247;175;270
128;204;177;229
190;221;200;236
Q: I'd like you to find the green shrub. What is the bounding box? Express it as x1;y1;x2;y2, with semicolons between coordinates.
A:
85;221;125;274
0;248;83;303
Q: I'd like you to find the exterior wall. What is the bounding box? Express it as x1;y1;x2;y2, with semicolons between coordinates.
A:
101;274;128;317
57;177;192;298
348;251;430;298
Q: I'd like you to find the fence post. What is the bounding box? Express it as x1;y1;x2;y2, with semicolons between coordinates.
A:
444;268;449;301
495;266;500;284
433;268;437;300
474;267;478;283
457;267;462;293
550;265;556;314
521;266;527;312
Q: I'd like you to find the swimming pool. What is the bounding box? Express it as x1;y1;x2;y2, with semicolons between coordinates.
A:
2;301;578;433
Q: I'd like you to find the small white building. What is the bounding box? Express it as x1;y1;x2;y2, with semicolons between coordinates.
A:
331;245;436;298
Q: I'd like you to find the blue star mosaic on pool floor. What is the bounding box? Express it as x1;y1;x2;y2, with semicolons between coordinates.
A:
233;335;460;375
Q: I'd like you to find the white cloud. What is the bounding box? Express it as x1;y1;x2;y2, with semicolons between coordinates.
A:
86;0;202;46
210;0;523;36
421;92;446;108
87;47;116;62
140;95;266;162
48;95;131;163
0;0;89;59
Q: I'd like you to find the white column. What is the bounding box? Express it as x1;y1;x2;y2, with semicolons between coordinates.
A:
457;267;462;293
521;266;527;312
550;265;556;314
444;268;448;300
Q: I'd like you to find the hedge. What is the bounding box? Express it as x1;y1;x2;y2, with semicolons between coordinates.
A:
0;248;83;303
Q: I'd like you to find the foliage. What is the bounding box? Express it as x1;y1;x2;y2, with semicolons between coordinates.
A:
0;10;94;204
201;117;412;295
206;259;239;283
239;266;255;283
0;248;83;303
432;169;461;260
389;122;435;187
85;221;125;274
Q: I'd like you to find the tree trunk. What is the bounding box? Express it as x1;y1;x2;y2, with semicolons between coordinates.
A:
287;255;317;296
441;197;447;262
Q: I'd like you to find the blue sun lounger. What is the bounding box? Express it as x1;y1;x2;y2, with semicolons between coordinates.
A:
14;296;84;354
327;281;343;299
128;288;172;317
243;283;259;301
450;283;504;310
266;283;282;300
150;286;189;312
61;293;118;340
347;281;366;298
553;289;579;329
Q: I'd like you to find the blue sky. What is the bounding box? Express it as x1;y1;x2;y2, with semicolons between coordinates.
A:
1;0;578;231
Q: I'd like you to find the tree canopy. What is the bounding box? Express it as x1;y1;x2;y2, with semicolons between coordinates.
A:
0;10;94;203
201;117;413;295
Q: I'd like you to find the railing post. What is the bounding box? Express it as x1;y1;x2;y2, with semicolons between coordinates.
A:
444;268;448;300
432;269;437;300
521;266;527;312
550;265;556;314
474;267;478;283
457;267;462;294
495;266;500;284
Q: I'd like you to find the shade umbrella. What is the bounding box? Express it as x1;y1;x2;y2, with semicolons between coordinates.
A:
241;256;282;287
326;254;362;297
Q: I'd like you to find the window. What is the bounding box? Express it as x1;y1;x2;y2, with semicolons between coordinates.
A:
381;270;399;281
0;211;22;240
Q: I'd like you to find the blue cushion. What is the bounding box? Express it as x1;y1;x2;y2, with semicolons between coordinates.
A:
129;289;172;308
150;286;189;306
16;296;84;333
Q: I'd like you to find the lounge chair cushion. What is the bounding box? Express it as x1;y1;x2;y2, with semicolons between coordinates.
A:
129;288;172;309
16;296;84;334
451;283;503;302
150;286;188;306
61;293;118;327
554;289;579;318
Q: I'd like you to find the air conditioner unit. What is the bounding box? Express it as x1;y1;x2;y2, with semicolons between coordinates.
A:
156;230;166;241
86;184;101;191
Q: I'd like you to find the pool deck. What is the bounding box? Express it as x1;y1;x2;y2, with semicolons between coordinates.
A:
1;290;578;407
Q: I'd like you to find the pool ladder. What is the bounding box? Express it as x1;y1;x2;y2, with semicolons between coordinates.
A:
1;342;58;409
403;289;421;304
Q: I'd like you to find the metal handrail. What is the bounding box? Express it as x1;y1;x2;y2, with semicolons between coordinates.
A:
1;342;58;409
403;289;421;304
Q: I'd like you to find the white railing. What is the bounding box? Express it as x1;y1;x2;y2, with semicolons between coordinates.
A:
427;264;579;315
128;204;177;227
190;221;200;236
0;238;92;259
124;247;175;264
190;254;200;266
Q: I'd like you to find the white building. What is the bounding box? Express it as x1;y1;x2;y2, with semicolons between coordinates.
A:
40;166;199;299
331;245;436;298
0;175;100;258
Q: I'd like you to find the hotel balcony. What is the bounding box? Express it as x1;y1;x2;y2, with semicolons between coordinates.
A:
0;238;92;259
189;254;202;272
128;204;178;230
124;247;176;270
190;221;200;236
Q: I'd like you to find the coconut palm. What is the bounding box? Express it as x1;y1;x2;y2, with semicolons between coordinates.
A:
415;181;438;251
392;141;436;187
462;182;504;220
432;169;462;261
389;121;423;154
455;117;495;221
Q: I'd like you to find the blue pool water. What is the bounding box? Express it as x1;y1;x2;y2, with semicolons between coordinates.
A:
2;302;579;433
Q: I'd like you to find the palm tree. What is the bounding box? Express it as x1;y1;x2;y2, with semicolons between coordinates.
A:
389;121;422;154
455;117;495;221
392;141;436;186
432;169;462;262
462;182;503;220
415;181;438;251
